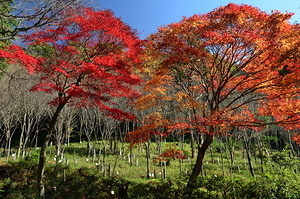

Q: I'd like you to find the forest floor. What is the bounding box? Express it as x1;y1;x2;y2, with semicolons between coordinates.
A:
1;140;297;181
1;140;300;198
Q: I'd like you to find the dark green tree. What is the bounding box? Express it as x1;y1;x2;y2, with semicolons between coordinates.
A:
0;0;14;46
0;0;15;74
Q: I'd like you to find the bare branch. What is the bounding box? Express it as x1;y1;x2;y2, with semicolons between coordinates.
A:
0;0;87;40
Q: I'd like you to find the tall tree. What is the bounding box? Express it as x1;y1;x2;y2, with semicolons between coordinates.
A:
128;3;300;188
0;0;14;74
0;0;13;46
0;7;142;197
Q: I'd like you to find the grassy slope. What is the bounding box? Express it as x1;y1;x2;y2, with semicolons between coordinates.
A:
1;139;296;182
1;140;300;198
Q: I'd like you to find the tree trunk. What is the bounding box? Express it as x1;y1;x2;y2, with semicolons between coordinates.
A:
37;103;65;198
17;122;25;159
145;142;151;178
86;140;92;157
55;144;62;164
256;137;264;173
243;140;255;177
190;130;197;158
186;134;214;188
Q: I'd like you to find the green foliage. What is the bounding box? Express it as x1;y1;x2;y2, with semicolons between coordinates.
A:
28;44;56;58
1;140;300;198
0;0;15;76
46;167;109;199
0;159;37;198
129;179;178;199
184;172;300;199
240;171;300;199
0;0;14;45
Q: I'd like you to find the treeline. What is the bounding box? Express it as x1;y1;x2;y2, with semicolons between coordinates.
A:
0;67;135;157
1;65;299;166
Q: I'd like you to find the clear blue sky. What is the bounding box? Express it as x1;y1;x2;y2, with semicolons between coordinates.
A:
91;0;300;38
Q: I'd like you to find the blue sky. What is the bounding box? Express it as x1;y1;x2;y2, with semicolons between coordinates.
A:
91;0;300;38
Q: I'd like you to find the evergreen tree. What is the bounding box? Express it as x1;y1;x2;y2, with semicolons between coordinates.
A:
0;0;14;74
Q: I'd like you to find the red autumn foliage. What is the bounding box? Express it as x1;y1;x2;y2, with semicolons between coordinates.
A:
0;7;142;120
129;3;300;144
154;148;188;163
159;148;187;159
292;134;300;144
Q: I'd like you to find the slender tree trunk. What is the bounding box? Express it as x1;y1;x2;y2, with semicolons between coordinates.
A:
37;103;65;198
243;140;255;177
186;134;214;188
227;137;235;177
190;130;196;158
5;131;12;162
257;137;264;173
145;141;151;178
86;139;92;157
220;146;225;176
287;131;297;157
55;144;62;164
17;123;25;159
4;129;11;158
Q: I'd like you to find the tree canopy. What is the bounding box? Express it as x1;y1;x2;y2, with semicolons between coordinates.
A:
0;7;142;119
128;3;300;185
0;6;143;197
1;2;300;195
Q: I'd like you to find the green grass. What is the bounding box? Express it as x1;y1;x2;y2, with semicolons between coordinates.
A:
2;139;295;183
1;140;300;198
45;141;195;182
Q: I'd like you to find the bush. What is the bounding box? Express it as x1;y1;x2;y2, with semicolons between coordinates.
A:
1;157;300;199
0;158;38;199
182;175;243;199
181;172;300;199
239;171;300;199
129;179;176;199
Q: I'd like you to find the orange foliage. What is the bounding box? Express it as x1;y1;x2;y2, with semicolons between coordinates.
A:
128;3;300;145
154;148;188;163
126;112;170;146
292;134;300;145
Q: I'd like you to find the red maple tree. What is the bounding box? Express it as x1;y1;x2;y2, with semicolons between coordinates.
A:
128;3;300;187
0;7;142;197
154;148;188;163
